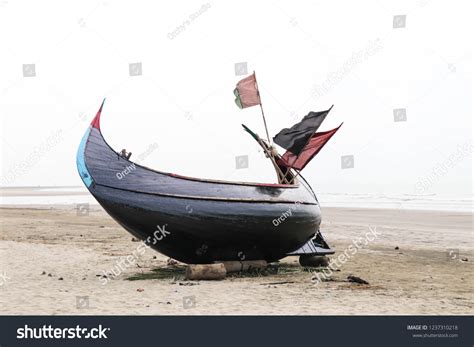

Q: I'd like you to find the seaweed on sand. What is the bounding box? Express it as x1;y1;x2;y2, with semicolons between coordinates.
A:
126;262;322;281
126;265;186;281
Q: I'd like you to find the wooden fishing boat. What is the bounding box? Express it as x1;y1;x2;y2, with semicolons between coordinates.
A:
76;101;334;263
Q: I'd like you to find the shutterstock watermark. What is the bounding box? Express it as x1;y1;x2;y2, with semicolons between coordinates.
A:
115;143;158;180
0;271;11;287
312;226;380;284
99;224;170;285
167;3;211;40
134;143;159;164
313;38;383;99
415;139;473;194
272;201;302;227
116;163;136;180
17;325;110;339
1;129;63;185
183;295;196;309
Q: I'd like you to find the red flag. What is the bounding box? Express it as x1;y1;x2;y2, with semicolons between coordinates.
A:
234;73;261;109
279;123;342;170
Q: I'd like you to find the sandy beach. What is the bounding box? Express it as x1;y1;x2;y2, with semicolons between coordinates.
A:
0;205;472;315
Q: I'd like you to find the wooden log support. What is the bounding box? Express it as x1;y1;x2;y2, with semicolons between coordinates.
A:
185;263;226;280
299;255;329;267
219;260;268;273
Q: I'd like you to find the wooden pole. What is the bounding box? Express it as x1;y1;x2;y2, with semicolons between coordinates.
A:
259;103;272;145
253;71;272;145
253;71;289;183
218;260;267;273
282;155;298;184
258;138;288;184
185;264;226;280
242;123;288;184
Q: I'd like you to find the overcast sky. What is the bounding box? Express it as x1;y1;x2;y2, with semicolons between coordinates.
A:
0;0;472;199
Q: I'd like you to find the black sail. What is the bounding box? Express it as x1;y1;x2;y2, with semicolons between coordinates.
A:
273;106;333;155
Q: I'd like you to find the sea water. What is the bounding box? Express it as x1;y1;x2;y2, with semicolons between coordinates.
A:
0;186;472;212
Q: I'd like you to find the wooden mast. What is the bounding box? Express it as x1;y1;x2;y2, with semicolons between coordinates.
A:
253;71;272;145
253;71;290;184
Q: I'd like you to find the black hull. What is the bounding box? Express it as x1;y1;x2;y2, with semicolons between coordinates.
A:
77;102;324;263
92;184;321;263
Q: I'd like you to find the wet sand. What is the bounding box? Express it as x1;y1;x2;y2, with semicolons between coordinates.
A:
0;205;472;315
